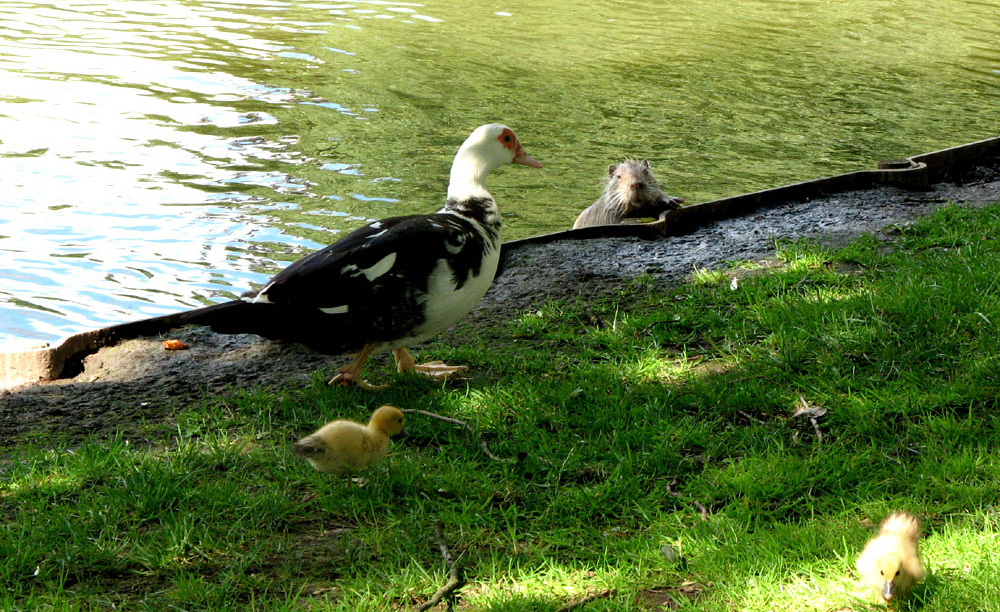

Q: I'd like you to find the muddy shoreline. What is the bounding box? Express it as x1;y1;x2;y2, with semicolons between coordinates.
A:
3;157;999;447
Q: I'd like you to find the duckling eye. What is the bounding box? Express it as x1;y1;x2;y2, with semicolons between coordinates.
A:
879;570;884;576
895;570;901;576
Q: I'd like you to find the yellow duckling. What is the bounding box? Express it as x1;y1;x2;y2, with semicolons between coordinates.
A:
856;511;926;603
293;405;405;474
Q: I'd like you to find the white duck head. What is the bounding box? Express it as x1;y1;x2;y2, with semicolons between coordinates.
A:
447;124;541;202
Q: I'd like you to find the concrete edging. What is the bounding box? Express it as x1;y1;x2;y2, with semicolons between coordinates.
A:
3;135;999;389
504;135;1000;249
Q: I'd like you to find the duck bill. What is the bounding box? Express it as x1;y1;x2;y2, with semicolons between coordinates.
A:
514;146;542;168
882;581;895;601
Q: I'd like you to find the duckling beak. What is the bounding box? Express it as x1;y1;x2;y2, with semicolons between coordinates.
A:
882;580;895;601
513;145;542;169
292;439;319;458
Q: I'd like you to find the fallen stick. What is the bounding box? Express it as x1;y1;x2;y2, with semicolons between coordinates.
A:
413;520;463;612
401;408;520;464
737;410;767;426
794;395;826;444
555;588;614;612
809;416;824;444
666;479;709;521
668;491;709;521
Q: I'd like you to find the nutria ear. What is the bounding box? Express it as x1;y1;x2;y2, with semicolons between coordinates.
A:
641;159;650;169
608;164;617;176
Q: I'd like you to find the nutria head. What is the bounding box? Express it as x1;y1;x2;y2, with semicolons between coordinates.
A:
606;159;683;217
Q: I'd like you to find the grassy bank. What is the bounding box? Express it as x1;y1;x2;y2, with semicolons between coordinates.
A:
3;204;1000;611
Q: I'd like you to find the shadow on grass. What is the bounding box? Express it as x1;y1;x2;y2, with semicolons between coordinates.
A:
3;205;1000;610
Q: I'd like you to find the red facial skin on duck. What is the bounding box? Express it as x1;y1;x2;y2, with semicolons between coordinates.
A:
498;127;542;168
497;128;517;150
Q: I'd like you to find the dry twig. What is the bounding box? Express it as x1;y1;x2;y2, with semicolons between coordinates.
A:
555;589;614;612
666;479;709;521
401;408;519;464
809;416;824;444
413;520;463;612
737;410;767;426
794;394;826;444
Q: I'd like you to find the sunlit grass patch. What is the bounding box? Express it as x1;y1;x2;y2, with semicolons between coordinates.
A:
4;204;1000;610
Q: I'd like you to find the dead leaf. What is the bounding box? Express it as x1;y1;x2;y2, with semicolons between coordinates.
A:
162;339;190;350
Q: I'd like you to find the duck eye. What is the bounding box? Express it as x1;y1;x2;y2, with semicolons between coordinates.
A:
503;134;512;143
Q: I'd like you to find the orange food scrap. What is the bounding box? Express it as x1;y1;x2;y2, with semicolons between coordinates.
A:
162;339;190;350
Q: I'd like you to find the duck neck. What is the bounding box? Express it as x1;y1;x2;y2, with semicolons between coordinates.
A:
443;196;501;241
446;154;494;202
443;152;502;239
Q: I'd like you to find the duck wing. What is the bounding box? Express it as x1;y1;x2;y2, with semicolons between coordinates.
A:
188;212;493;353
255;213;494;309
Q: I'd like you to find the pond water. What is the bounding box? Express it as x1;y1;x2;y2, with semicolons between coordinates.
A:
1;0;998;344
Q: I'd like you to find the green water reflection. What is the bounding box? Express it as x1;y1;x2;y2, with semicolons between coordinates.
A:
208;0;1000;237
0;0;997;340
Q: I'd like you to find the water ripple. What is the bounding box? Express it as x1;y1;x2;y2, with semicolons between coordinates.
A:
0;1;388;342
1;0;997;345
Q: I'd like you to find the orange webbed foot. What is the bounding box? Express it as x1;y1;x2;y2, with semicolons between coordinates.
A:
393;349;468;382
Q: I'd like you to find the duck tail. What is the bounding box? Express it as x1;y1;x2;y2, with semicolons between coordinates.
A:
95;300;255;344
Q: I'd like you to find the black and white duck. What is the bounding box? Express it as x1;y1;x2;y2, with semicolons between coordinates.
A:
119;124;541;389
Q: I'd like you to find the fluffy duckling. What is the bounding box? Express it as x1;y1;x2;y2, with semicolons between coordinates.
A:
856;511;926;603
293;405;405;475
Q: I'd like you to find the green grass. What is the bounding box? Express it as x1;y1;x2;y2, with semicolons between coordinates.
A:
4;203;1000;611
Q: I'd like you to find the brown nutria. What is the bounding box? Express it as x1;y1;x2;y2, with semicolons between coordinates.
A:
572;159;684;229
